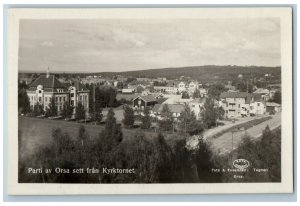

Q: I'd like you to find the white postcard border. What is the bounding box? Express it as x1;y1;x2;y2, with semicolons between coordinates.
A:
7;7;293;195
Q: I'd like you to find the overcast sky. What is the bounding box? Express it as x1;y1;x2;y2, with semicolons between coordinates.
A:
19;18;280;72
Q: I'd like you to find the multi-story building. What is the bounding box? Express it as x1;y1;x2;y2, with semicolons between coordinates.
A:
220;92;263;118
26;70;89;116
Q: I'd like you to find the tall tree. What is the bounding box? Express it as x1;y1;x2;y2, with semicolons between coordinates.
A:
141;106;152;129
18;89;31;114
208;83;225;100
201;97;218;129
75;102;86;120
102;108;123;144
78;125;89;146
32;103;44;116
45;97;57;117
179;105;204;136
61;102;74;119
193;89;201;99
272;91;281;104
123;105;135;128
195;138;222;182
159;104;174;132
181;91;190;99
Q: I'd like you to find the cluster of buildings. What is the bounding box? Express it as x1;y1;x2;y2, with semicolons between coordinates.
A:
24;69;281;120
219;91;281;118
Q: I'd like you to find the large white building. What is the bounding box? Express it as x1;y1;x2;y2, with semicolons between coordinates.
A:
220;92;264;118
27;70;89;115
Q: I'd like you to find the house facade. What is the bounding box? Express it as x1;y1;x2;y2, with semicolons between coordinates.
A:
27;71;89;115
132;95;158;110
220;92;263;118
188;98;205;120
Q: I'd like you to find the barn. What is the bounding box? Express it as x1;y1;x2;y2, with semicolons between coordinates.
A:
132;95;158;110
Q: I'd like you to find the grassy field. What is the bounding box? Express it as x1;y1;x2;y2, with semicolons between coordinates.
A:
18;116;172;161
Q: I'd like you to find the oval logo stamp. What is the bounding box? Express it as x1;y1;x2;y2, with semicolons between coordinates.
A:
233;159;250;170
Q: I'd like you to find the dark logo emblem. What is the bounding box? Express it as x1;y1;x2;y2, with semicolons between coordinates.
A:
233;159;250;169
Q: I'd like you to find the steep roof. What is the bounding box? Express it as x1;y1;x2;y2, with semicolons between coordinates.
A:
29;75;66;90
152;104;162;113
157;97;168;104
254;88;270;94
133;95;158;103
65;79;89;92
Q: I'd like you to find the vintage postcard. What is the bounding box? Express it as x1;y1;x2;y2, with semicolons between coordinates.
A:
7;7;293;194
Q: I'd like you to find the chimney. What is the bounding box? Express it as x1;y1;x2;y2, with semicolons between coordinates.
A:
46;66;50;78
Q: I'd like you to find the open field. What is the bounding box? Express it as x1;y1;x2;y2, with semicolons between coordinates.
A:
18;116;159;161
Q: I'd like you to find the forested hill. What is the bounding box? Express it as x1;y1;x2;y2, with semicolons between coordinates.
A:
97;65;281;82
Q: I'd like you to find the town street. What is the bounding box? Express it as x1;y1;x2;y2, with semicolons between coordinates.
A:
209;112;281;155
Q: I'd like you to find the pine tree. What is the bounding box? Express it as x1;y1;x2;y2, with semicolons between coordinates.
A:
32;103;44;116
61;102;74;119
75;102;86;120
141;106;152;129
103;108;123;144
123;105;135;128
45;97;57;117
159;104;173;131
181;91;190;99
18;89;31;114
78;125;89;146
201;97;218;128
179;104;204;136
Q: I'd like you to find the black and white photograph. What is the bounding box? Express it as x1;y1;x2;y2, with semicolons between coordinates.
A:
7;7;293;194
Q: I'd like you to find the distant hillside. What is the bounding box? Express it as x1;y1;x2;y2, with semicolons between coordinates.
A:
95;65;281;83
19;65;281;84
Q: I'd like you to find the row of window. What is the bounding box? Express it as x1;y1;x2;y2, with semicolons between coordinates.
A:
55;96;67;102
30;95;87;104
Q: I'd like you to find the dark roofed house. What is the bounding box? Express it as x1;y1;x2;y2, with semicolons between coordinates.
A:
132;95;158;111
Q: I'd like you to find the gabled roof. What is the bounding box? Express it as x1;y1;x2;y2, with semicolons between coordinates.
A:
157;97;168;104
65;79;89;92
254;88;270;94
152;104;162;113
133;95;158;103
29;75;66;90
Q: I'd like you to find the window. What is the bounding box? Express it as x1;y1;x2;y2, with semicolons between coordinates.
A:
71;100;74;106
39;97;41;102
59;97;62;102
71;93;74;97
257;103;260;106
56;97;58;102
39;90;42;94
49;97;51;102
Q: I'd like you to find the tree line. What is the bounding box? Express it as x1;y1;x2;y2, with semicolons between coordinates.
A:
19;108;281;183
